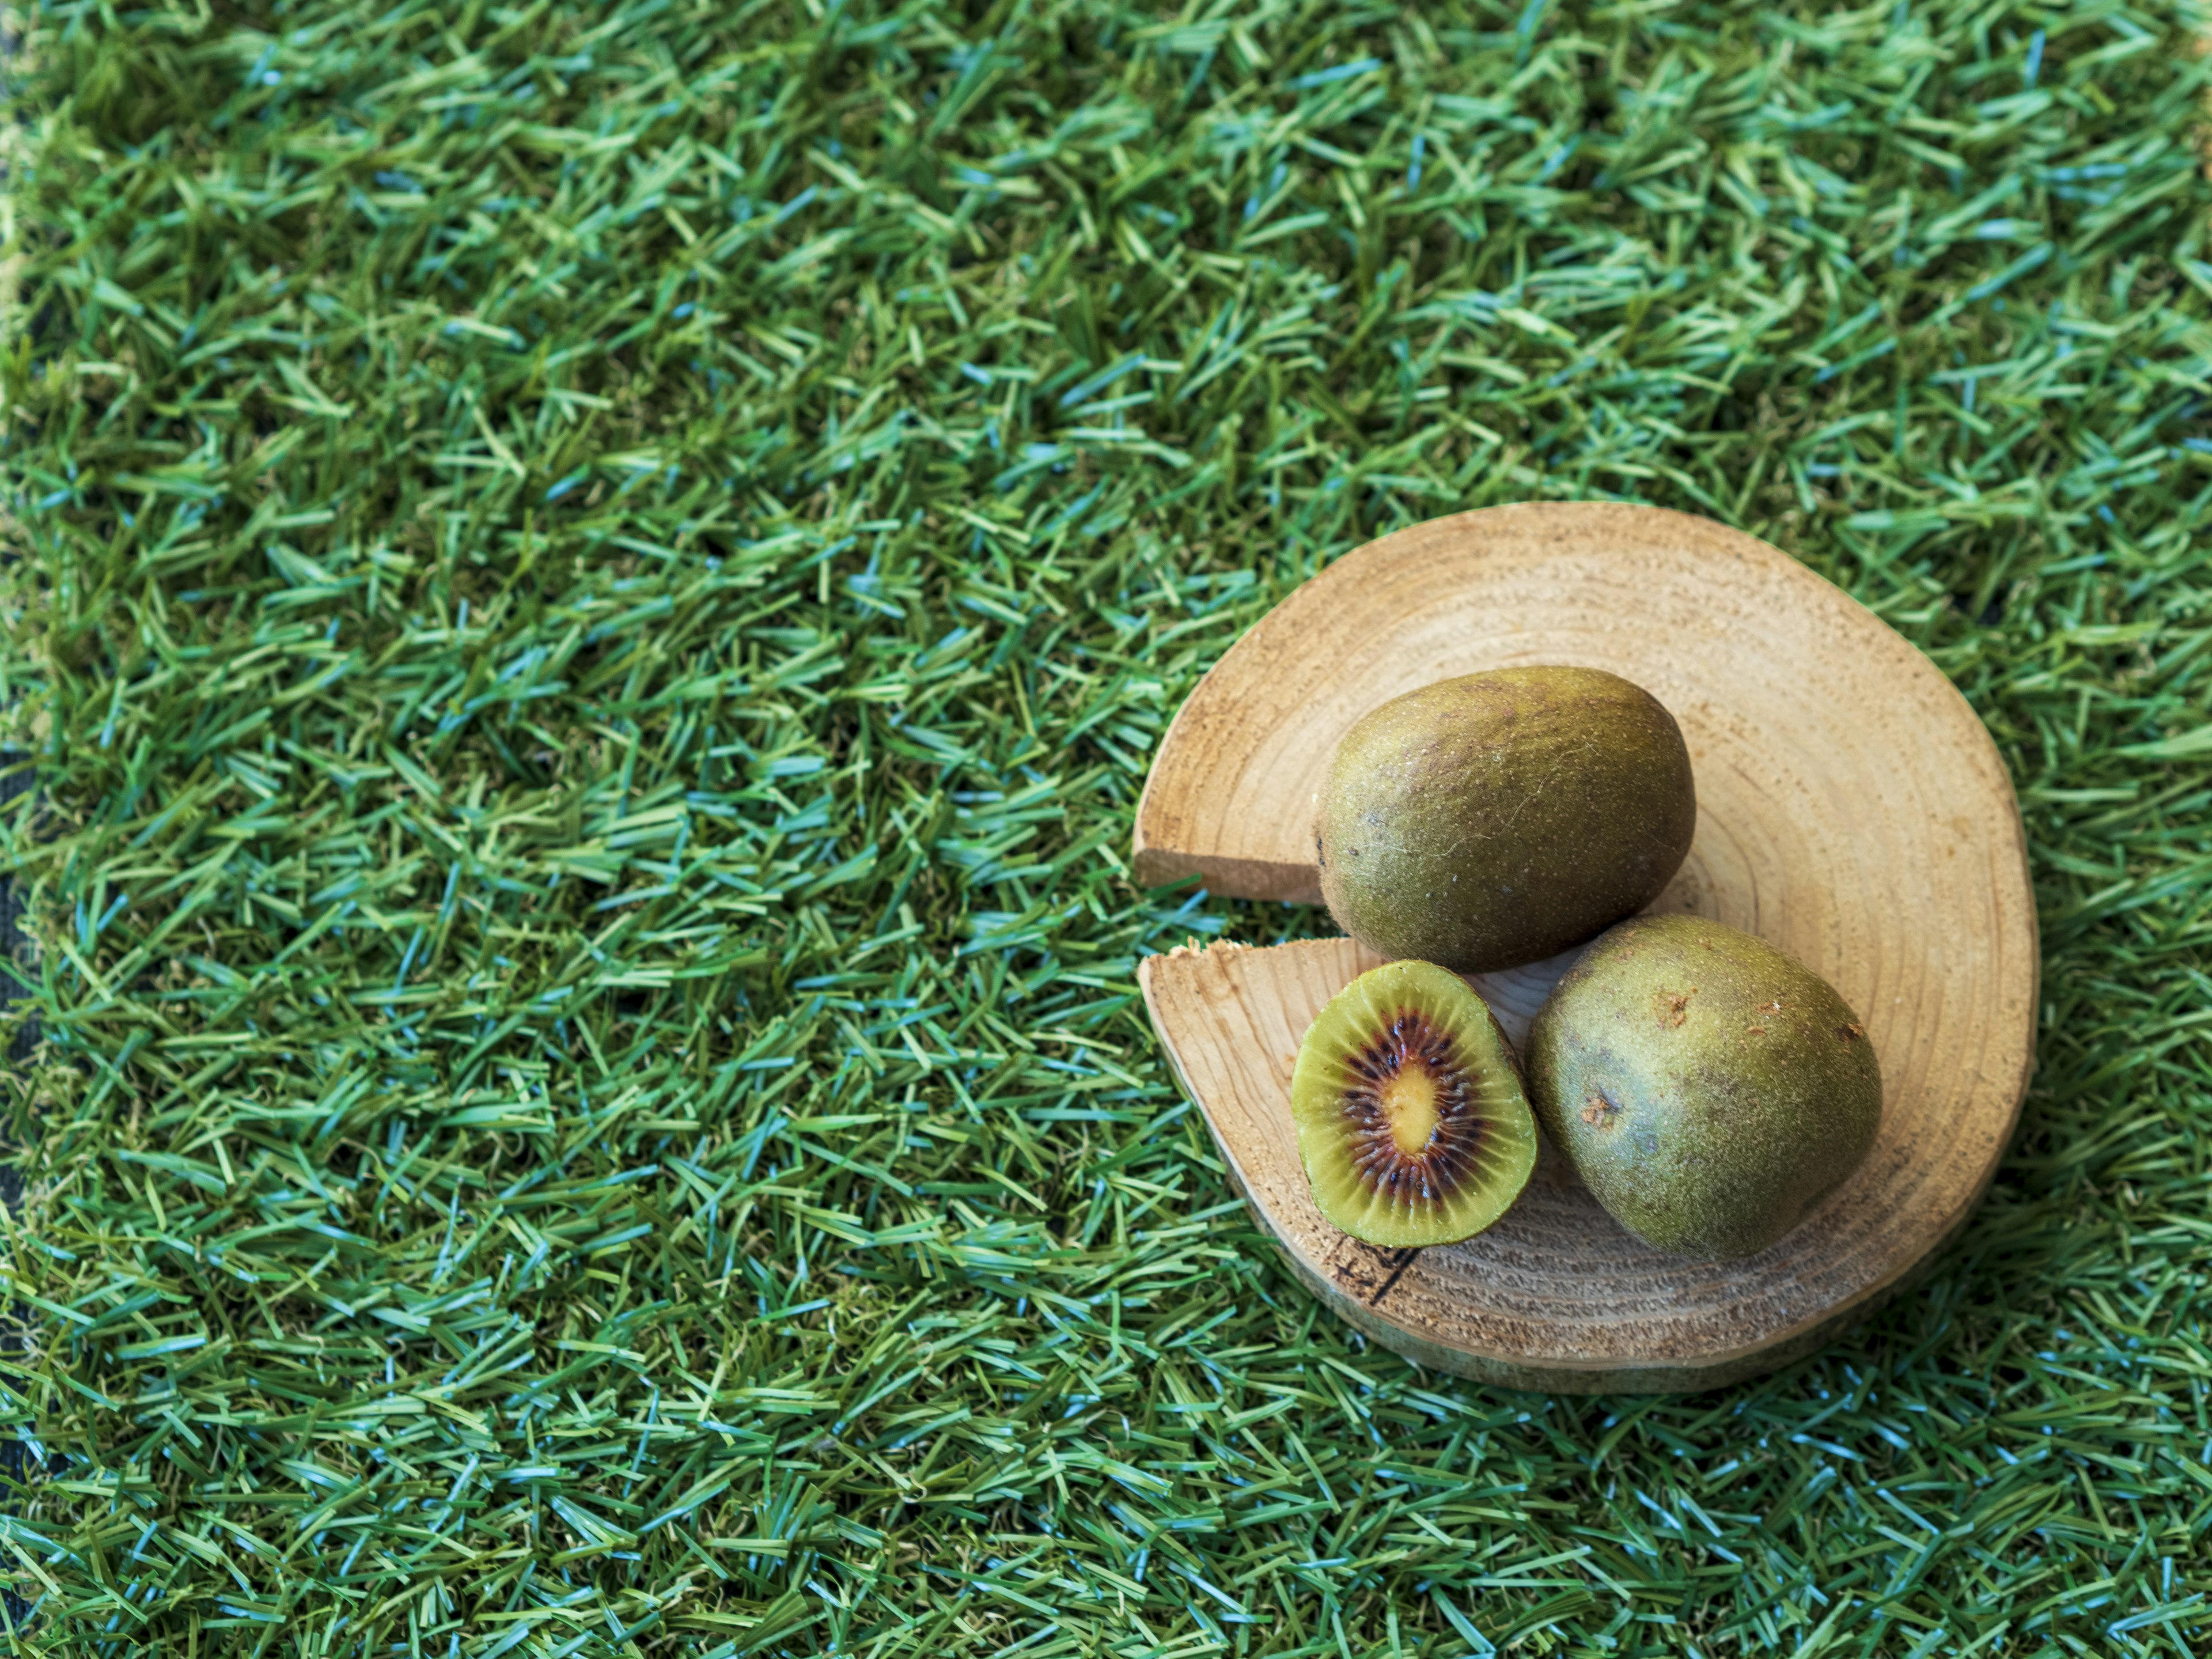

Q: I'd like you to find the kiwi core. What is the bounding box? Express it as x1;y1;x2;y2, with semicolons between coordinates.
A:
1379;1064;1442;1156
1351;1014;1475;1193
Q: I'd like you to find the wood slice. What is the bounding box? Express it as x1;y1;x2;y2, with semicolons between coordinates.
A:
1136;503;2037;1393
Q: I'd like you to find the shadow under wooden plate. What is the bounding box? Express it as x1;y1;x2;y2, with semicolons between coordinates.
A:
1137;502;2037;1393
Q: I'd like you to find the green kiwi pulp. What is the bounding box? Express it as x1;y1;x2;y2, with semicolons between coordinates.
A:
1291;960;1537;1249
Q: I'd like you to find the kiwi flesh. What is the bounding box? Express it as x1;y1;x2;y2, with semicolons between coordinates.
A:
1316;666;1695;974
1525;914;1882;1260
1291;960;1537;1249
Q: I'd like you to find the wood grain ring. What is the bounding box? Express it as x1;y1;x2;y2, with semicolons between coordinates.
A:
1136;503;2037;1393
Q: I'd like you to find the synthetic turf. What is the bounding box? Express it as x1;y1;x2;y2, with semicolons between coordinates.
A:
2;2;2210;1654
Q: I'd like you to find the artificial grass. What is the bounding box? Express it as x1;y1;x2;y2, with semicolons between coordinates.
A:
2;0;2211;1653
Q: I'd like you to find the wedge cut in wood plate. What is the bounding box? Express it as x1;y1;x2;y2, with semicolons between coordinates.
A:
1136;502;2037;1393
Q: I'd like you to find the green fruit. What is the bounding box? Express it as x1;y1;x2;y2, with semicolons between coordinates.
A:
1315;666;1695;974
1291;959;1537;1248
1525;914;1882;1259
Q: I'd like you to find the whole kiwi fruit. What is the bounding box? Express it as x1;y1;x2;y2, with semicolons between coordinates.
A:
1525;914;1883;1260
1291;960;1536;1248
1315;666;1695;974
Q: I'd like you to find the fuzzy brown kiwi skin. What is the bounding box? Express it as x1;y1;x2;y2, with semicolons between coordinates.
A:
1525;914;1883;1260
1315;666;1695;975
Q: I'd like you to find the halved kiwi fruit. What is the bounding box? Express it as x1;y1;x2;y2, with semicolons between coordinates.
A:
1291;960;1537;1249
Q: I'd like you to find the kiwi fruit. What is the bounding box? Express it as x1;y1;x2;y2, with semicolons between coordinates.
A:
1525;914;1882;1260
1315;666;1696;974
1291;960;1537;1248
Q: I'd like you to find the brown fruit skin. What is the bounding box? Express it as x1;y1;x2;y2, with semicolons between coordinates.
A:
1526;914;1883;1260
1315;667;1695;973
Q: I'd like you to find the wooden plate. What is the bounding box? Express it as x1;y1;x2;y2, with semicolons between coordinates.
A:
1135;503;2037;1393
